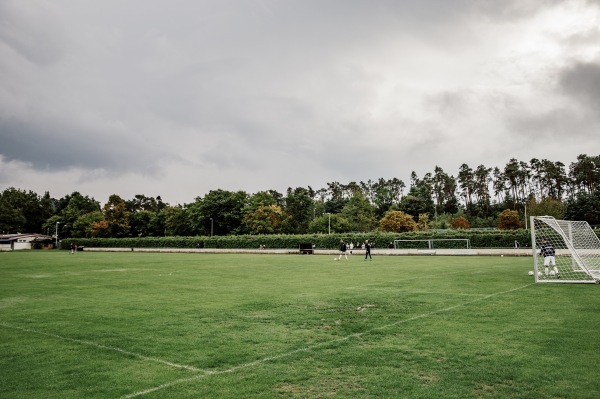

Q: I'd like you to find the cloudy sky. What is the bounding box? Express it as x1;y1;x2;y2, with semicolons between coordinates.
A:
1;0;599;205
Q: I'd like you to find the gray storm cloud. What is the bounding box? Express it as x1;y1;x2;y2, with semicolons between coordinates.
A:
1;0;599;203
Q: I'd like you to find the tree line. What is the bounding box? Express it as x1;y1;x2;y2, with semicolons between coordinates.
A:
1;154;599;238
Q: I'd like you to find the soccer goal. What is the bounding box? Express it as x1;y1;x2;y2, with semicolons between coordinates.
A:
393;239;470;249
531;216;600;283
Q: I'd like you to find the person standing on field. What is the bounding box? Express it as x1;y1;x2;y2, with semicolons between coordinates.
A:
364;239;372;261
338;239;348;261
540;239;558;276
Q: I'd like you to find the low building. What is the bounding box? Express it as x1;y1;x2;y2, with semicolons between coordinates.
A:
0;234;54;251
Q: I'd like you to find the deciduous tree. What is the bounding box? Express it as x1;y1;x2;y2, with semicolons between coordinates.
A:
497;209;523;230
340;192;377;232
450;216;470;229
74;211;105;238
243;205;289;234
284;187;314;234
103;194;131;237
378;210;417;232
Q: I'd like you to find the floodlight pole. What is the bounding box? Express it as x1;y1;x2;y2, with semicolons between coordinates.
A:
210;218;213;237
524;203;528;230
327;213;331;235
55;222;60;249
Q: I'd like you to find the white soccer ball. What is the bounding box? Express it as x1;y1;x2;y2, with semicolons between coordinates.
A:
549;270;556;276
538;271;543;277
528;271;534;276
334;258;337;261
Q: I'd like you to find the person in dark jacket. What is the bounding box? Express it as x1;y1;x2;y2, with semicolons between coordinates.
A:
364;239;372;261
337;240;348;261
540;239;558;276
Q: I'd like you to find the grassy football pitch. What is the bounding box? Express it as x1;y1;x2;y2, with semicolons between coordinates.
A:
1;251;599;399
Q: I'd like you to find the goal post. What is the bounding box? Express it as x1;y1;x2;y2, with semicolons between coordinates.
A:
530;216;600;283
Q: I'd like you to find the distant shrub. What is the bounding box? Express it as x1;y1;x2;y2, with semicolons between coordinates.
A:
497;209;524;230
451;217;471;229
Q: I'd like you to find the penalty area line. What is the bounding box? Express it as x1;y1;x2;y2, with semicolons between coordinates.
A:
0;322;205;373
123;282;534;398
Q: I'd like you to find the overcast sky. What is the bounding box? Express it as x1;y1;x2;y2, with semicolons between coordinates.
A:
1;0;599;205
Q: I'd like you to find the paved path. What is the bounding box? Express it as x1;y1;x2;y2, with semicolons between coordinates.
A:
83;247;534;257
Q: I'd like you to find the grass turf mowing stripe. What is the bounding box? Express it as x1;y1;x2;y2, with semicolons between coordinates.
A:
123;283;534;398
0;322;206;373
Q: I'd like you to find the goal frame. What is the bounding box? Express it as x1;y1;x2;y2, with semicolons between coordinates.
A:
530;216;600;284
393;239;470;250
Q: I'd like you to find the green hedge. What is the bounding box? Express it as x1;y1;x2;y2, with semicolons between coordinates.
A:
62;229;541;250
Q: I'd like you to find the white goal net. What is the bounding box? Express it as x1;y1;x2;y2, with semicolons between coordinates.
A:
531;216;600;283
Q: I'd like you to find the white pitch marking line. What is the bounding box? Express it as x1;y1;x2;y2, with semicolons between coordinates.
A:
0;323;205;373
124;283;534;398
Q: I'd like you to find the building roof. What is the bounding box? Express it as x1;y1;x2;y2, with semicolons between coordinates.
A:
0;233;54;242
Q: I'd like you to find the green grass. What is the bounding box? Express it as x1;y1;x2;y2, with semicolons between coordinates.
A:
1;251;599;398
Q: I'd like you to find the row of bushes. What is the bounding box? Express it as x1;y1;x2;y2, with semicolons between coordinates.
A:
62;230;539;250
